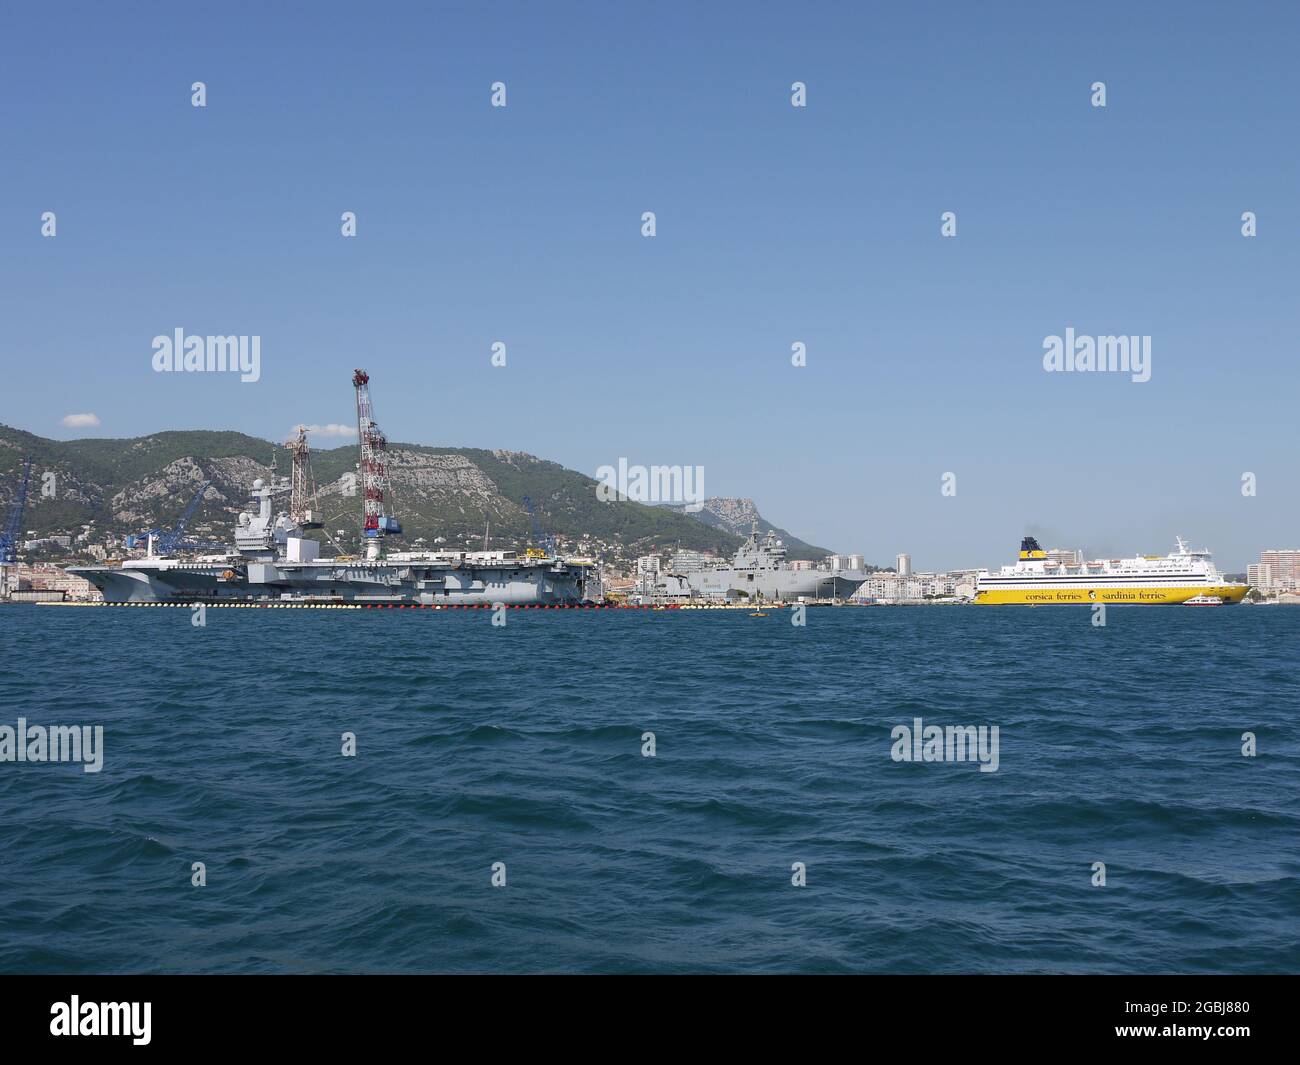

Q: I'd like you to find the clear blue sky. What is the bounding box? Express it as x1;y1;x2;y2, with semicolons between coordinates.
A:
2;1;1297;570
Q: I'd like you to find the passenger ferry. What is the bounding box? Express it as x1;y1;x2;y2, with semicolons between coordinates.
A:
973;536;1247;605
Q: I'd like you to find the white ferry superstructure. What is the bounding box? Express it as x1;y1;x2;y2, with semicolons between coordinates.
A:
972;536;1247;605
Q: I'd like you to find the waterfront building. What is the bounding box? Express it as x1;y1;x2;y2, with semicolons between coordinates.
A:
1250;550;1300;591
665;549;715;572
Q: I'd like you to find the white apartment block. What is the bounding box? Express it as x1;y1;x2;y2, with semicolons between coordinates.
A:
1249;550;1300;591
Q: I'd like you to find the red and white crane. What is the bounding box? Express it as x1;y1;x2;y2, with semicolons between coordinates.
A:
352;368;401;559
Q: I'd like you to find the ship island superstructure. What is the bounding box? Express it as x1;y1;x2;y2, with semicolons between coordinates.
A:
973;536;1247;605
70;370;594;606
638;523;870;602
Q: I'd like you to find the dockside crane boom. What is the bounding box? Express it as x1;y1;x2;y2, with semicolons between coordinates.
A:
156;481;211;556
353;369;401;560
0;458;33;597
126;480;213;556
285;426;323;529
521;495;555;559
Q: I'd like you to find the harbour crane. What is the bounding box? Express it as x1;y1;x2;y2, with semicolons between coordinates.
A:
284;426;324;529
0;458;33;598
521;495;555;559
353;369;401;559
126;481;216;556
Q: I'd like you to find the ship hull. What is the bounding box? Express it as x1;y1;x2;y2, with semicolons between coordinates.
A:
655;569;868;601
70;559;591;605
974;583;1247;605
642;523;865;602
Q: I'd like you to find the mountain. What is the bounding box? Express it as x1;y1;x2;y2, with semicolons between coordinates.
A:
0;425;811;561
660;498;835;561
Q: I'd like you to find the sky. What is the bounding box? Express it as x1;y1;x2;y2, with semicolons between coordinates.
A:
1;0;1297;571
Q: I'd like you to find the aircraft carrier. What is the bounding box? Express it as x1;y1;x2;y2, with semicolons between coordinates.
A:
70;370;594;606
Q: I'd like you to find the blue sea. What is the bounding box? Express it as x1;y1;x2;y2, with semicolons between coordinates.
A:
1;604;1297;974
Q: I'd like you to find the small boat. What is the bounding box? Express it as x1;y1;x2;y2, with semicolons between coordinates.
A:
1184;595;1223;606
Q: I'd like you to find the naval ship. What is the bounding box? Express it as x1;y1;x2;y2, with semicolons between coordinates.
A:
71;478;592;605
639;524;869;602
972;536;1247;605
70;370;594;606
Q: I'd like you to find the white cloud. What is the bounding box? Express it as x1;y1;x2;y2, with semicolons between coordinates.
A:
61;413;101;429
297;423;356;439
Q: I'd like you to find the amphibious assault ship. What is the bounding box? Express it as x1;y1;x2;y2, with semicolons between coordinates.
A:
70;370;594;606
639;524;869;602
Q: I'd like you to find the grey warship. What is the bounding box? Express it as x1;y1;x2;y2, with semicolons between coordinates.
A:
70;369;594;606
641;524;869;601
71;478;592;605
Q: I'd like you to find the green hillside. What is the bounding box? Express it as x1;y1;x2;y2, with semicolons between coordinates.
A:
0;425;745;558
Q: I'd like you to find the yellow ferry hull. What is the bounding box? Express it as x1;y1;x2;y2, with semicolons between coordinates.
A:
974;584;1248;605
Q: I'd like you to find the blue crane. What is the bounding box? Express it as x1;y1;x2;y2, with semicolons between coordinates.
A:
521;495;555;558
0;458;33;565
127;481;213;555
0;459;33;598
